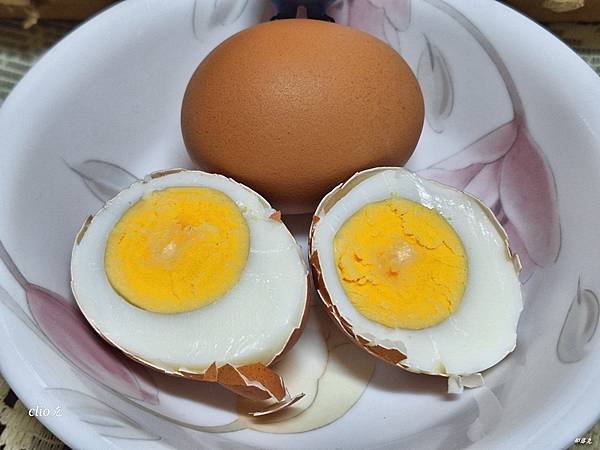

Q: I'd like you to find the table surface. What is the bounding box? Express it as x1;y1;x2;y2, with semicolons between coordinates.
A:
0;17;600;450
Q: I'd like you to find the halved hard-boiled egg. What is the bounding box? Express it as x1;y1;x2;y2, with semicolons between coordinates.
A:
309;167;522;392
71;169;309;405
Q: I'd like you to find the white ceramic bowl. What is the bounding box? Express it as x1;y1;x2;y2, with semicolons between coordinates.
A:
1;1;599;448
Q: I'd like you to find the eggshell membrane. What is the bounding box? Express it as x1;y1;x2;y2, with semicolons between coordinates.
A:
309;167;522;378
71;169;310;405
181;19;424;213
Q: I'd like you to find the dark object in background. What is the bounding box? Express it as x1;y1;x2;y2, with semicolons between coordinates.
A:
501;0;600;22
0;0;114;28
271;0;335;22
2;1;598;29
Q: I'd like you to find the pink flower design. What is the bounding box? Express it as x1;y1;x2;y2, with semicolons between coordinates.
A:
413;0;561;282
0;240;159;404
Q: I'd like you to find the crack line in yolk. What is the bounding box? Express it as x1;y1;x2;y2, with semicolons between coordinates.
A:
333;198;467;329
104;187;249;313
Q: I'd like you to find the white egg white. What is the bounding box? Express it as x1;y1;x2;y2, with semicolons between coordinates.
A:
71;170;308;373
311;167;522;378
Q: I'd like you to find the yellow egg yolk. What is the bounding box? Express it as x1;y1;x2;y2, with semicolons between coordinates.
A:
104;187;249;313
333;198;467;329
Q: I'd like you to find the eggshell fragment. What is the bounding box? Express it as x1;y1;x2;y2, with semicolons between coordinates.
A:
447;373;485;394
186;363;287;401
199;306;375;433
237;307;329;421
309;167;522;386
243;339;374;433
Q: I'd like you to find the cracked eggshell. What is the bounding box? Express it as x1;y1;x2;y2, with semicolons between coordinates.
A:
71;169;310;405
309;167;523;384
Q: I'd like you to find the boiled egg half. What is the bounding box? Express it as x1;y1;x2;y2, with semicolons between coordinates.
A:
71;170;309;401
310;167;522;391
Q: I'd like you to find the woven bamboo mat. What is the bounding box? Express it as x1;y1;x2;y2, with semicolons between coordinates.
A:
0;17;599;450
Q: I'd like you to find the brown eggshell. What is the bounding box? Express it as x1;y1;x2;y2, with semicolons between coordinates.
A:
88;320;303;407
181;19;424;213
308;167;522;378
309;247;408;369
71;169;311;412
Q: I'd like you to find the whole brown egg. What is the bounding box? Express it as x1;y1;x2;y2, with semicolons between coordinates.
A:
181;19;424;213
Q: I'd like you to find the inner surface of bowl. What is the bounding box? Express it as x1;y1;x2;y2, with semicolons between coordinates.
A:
1;1;600;449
